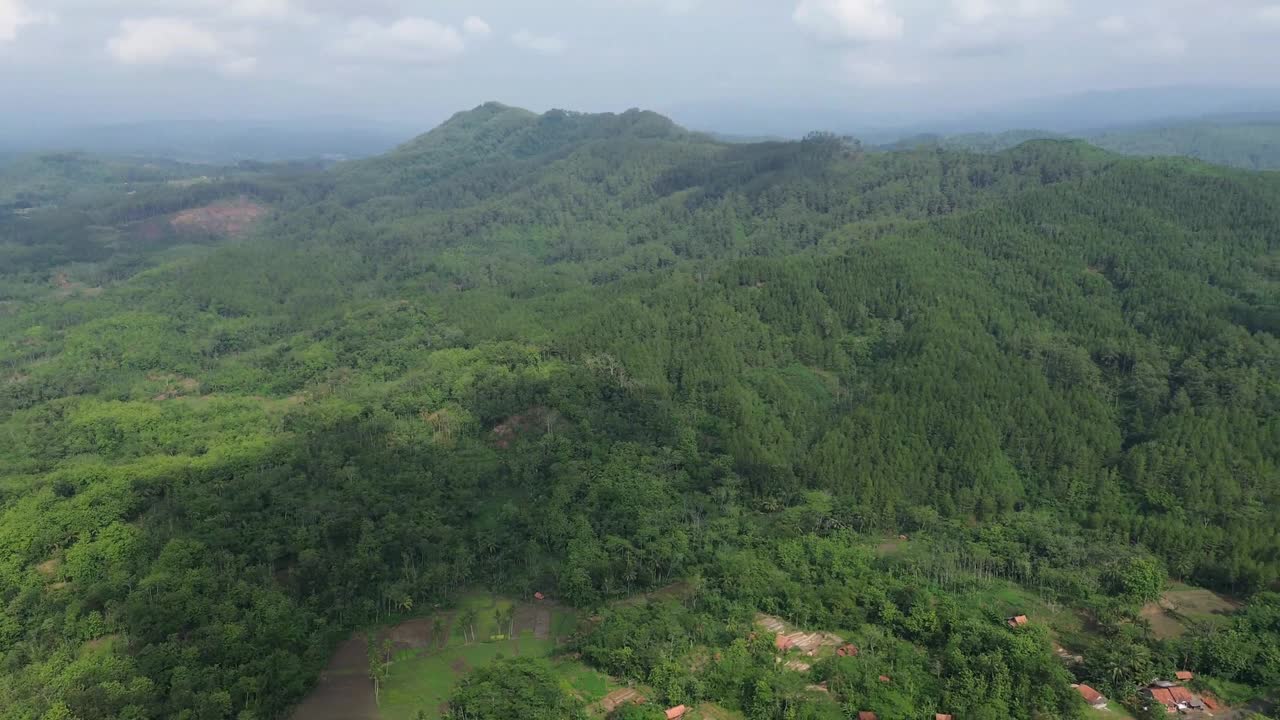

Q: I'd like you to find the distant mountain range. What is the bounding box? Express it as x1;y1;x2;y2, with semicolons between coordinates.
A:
884;113;1280;171
0;119;410;164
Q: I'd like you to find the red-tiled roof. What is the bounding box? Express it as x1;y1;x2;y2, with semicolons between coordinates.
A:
836;644;859;657
665;705;688;720
1007;615;1029;627
775;634;794;651
1175;670;1195;681
857;713;877;720
1148;687;1176;709
1169;686;1194;704
1075;684;1104;704
935;715;954;720
878;675;892;683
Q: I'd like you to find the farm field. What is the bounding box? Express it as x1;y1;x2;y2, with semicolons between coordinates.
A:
293;594;582;720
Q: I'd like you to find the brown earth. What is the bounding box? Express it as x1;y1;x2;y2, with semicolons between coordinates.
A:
171;197;267;237
1141;587;1241;640
380;615;452;654
289;634;379;720
598;688;645;714
756;614;844;657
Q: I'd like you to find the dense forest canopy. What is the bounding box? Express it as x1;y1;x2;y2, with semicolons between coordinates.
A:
1;103;1279;720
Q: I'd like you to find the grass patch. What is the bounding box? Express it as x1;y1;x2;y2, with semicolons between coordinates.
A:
1198;676;1261;706
376;595;578;720
552;659;616;703
1084;705;1135;720
380;635;557;720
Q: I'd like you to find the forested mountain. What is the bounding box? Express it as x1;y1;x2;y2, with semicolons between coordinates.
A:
2;104;1279;720
896;116;1280;170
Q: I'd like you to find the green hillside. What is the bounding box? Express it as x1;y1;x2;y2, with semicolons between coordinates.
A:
915;118;1280;171
1;105;1279;720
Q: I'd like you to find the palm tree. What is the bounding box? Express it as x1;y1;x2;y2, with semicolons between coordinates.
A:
432;615;445;649
459;608;478;643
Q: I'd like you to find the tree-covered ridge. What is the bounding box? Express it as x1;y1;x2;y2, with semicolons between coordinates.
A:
0;104;1278;719
899;117;1280;171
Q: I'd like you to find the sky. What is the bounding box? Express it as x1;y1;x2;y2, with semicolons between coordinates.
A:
1;0;1278;135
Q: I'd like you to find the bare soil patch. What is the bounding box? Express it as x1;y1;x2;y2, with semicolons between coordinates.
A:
756;614;845;657
289;634;379;720
1141;587;1241;640
380;617;442;653
599;688;645;714
171;197;266;237
36;558;61;578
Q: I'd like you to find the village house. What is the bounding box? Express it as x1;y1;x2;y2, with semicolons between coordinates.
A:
1073;684;1108;710
1144;684;1199;714
665;705;688;720
1175;670;1195;682
857;713;877;720
935;714;954;720
1007;615;1029;628
775;634;794;651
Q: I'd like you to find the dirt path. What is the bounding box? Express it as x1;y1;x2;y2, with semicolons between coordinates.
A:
289;634;379;720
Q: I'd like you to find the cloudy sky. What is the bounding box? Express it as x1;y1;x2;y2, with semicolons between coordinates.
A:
1;0;1278;133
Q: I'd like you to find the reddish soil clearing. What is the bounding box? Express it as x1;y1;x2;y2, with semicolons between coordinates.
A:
756;613;845;658
171;197;266;237
289;634;379;720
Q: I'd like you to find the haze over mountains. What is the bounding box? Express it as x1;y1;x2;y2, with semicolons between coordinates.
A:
5;85;1280;164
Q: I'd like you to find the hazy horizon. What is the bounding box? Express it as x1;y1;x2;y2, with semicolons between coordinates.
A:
3;1;1280;137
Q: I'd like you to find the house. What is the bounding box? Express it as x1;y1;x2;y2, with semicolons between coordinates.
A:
1007;615;1029;628
1073;684;1108;709
857;713;877;720
1175;670;1195;682
1169;686;1194;706
878;675;892;683
935;715;954;720
775;634;795;651
665;705;688;720
1145;687;1178;713
836;643;860;657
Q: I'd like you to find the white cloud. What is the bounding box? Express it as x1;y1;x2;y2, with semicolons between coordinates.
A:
462;16;491;37
1147;31;1188;58
511;29;566;55
793;0;905;43
107;18;225;65
219;56;259;75
1097;15;1130;36
1092;10;1188;59
841;55;922;86
615;0;700;14
106;17;260;74
952;0;1066;25
226;0;300;19
0;0;53;42
335;17;466;64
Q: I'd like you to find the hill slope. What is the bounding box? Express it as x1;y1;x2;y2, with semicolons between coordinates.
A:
1;105;1279;720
